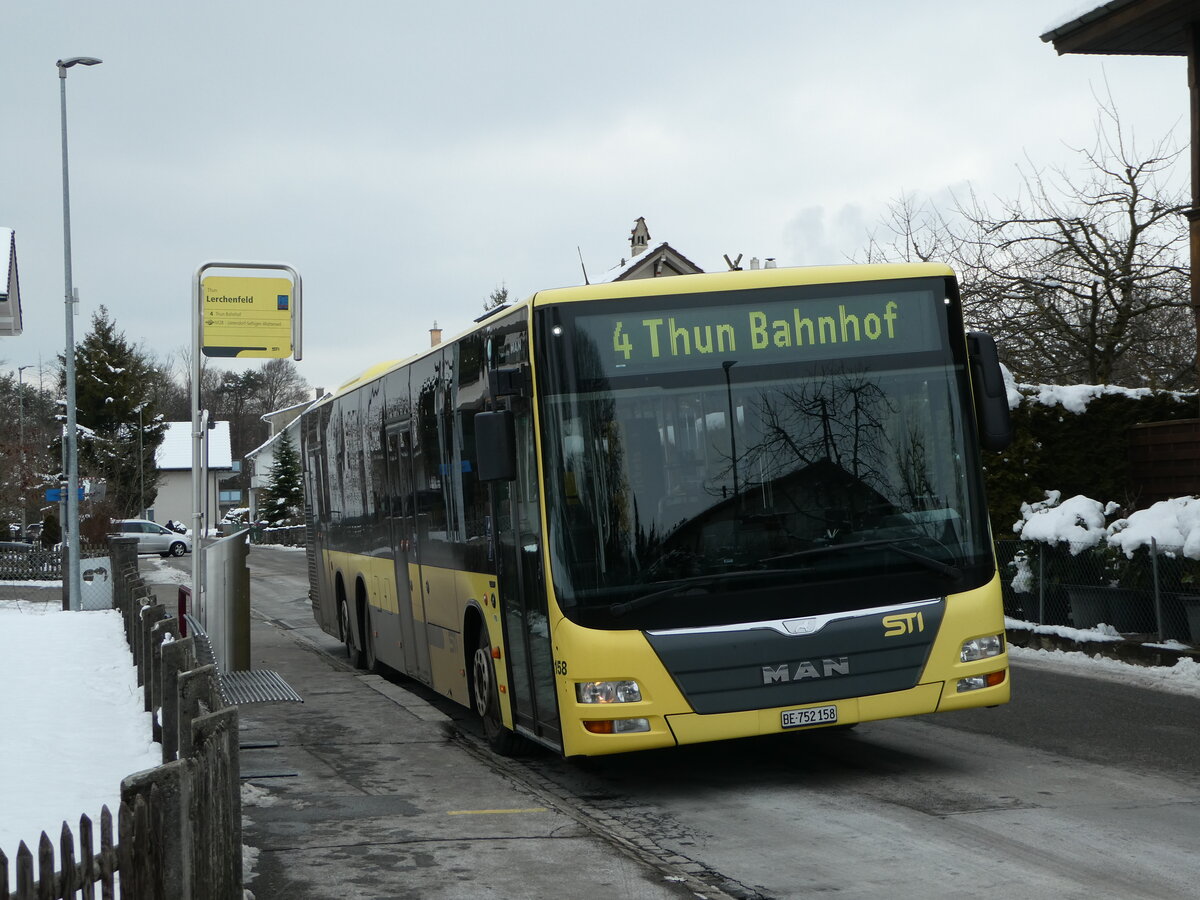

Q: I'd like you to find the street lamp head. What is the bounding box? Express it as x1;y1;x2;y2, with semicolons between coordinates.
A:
57;57;103;72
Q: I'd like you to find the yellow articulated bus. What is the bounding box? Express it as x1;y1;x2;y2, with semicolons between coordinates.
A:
301;263;1013;757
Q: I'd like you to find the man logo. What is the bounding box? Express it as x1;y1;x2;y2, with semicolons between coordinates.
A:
762;656;850;684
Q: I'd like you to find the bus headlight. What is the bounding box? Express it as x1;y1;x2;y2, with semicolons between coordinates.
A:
960;634;1004;662
576;680;642;704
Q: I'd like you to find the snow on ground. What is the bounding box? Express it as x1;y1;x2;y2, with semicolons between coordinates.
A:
0;598;160;888
1010;644;1200;699
1;563;1197;891
139;554;193;584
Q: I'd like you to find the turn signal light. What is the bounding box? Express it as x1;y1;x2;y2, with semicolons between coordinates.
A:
583;718;650;734
956;670;1007;693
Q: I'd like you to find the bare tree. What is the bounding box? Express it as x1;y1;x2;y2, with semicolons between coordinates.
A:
865;106;1192;388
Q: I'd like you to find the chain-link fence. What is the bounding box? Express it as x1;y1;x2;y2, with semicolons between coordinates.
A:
997;539;1200;644
0;543;112;608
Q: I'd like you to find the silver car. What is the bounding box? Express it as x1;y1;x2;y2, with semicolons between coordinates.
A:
114;519;192;557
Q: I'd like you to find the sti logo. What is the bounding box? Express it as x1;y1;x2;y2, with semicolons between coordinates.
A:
882;611;926;637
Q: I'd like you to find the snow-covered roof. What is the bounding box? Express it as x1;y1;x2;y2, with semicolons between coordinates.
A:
155;421;233;470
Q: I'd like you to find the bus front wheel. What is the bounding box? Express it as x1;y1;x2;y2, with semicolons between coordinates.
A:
472;627;522;756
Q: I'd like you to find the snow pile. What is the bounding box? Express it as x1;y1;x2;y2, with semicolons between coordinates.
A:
0;604;160;884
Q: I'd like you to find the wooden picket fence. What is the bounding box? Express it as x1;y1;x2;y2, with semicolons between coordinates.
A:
0;537;243;900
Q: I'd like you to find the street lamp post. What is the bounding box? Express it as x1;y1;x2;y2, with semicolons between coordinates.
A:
17;365;33;536
58;55;102;612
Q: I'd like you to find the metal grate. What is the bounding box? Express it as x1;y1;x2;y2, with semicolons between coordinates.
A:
222;670;304;705
184;613;303;705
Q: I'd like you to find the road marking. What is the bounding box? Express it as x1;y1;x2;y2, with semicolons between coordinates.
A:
446;807;548;816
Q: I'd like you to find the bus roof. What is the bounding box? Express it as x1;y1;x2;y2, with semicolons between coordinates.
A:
314;262;956;404
532;261;955;306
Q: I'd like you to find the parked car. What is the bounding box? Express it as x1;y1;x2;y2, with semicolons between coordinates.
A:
114;519;192;557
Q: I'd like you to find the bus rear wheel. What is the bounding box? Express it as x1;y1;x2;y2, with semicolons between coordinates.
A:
472;627;522;756
363;606;382;674
340;599;363;669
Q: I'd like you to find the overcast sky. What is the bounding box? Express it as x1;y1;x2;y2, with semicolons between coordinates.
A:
2;1;1191;398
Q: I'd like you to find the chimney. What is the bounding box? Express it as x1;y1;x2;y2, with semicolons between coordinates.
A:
629;216;651;257
749;257;760;270
765;258;777;269
430;321;442;346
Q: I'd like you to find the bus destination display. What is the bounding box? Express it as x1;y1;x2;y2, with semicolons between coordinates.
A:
573;287;943;376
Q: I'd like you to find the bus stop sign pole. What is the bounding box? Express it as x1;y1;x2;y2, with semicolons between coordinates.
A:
190;261;302;633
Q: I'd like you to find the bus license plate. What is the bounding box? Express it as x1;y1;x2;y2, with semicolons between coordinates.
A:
781;705;838;729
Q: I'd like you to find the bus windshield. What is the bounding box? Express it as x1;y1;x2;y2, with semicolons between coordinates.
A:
535;278;995;631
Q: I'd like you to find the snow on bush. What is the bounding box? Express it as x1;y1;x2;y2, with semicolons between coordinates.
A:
1009;552;1034;594
1012;491;1117;553
1107;497;1200;560
1014;491;1200;560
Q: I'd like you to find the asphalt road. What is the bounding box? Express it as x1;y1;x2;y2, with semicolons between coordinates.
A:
235;546;1200;899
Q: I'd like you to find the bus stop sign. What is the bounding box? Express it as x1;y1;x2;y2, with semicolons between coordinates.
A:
201;275;294;358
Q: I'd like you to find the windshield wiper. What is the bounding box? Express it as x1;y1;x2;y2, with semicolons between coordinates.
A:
609;568;801;618
764;538;963;579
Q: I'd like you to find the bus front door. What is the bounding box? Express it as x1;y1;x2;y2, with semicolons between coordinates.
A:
496;402;561;748
385;421;432;685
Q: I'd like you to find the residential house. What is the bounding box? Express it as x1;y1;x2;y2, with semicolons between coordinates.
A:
245;396;319;523
593;217;705;283
149;421;233;531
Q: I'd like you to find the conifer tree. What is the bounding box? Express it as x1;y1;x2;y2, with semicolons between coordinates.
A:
58;306;167;518
260;430;304;527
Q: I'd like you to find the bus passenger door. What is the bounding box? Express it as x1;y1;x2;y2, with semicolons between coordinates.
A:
385;421;432;685
496;400;561;747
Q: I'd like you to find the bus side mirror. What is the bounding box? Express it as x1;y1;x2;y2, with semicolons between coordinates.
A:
966;331;1013;452
475;410;517;481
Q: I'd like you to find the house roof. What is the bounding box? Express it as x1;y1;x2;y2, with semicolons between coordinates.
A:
246;415;304;460
156;421;233;470
1;228;12;294
592;242;705;283
0;227;21;336
260;398;315;432
1040;0;1196;55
